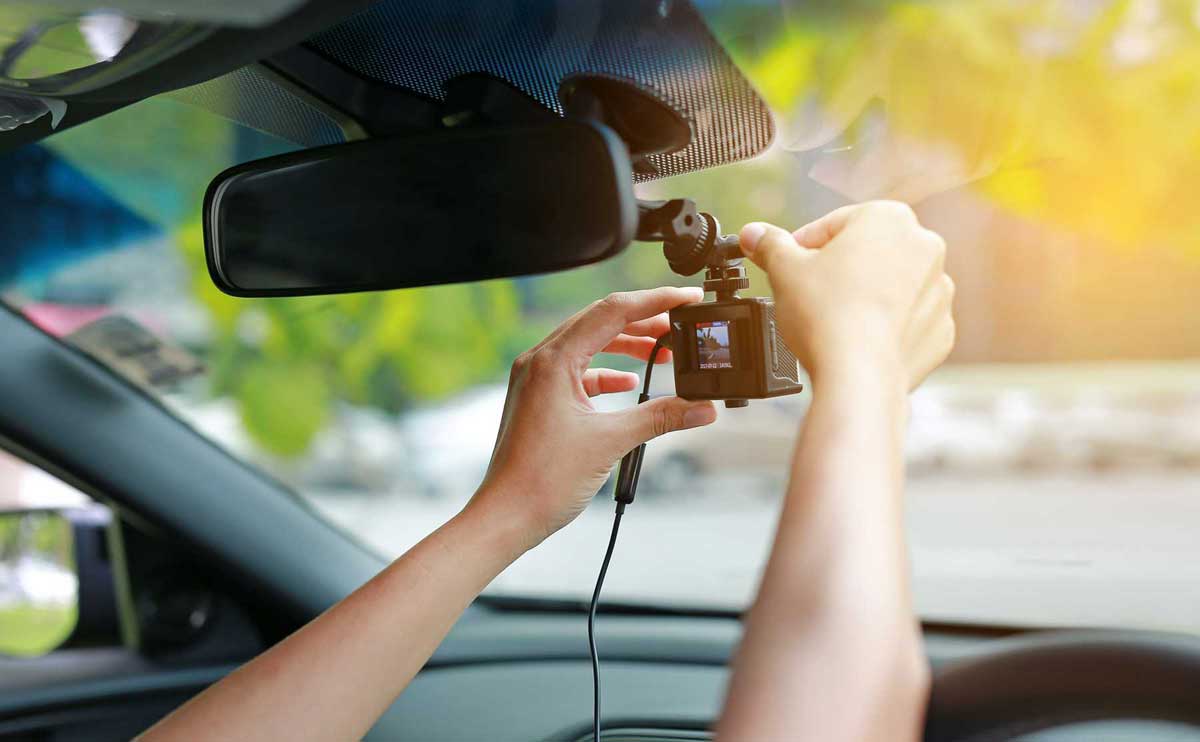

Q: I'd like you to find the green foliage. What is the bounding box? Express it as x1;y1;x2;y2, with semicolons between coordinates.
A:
176;223;527;455
0;604;77;657
0;512;77;657
46;99;234;227
719;0;1200;254
45;94;292;230
70;0;1200;457
237;361;330;457
0;512;72;564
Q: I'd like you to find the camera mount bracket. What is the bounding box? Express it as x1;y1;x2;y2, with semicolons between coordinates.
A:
702;262;750;301
636;197;746;294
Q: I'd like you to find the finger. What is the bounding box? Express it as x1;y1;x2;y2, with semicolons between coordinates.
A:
904;267;955;342
582;368;640;397
601;334;674;363
792;200;920;249
738;222;816;276
942;316;957;364
524;302;593;356
620;312;671;338
556;286;703;358
789;203;863;248
525;292;648;356
605;396;717;450
909;316;956;392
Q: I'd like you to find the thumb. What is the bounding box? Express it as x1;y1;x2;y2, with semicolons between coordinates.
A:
739;222;813;276
613;396;717;450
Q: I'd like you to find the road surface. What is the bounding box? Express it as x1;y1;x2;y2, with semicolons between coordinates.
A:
307;470;1200;635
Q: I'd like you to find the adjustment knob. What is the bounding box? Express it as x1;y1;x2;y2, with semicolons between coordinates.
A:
664;200;702;241
662;209;713;276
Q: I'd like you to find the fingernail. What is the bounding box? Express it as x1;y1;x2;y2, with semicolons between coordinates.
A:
740;223;768;254
682;403;717;428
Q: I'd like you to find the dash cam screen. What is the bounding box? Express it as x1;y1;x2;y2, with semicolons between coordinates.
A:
696;320;734;370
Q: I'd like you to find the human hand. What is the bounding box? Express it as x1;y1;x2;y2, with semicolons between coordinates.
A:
739;201;954;392
469;287;719;551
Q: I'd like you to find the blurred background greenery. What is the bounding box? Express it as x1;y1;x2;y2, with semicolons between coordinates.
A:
5;0;1200;638
4;0;1200;461
0;512;76;657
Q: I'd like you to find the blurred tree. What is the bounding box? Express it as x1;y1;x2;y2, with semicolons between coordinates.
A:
29;0;1200;454
43;98;530;457
0;516;17;562
177;223;525;456
711;0;1200;255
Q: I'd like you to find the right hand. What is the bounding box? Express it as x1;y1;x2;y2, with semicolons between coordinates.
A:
471;287;717;550
739;201;954;392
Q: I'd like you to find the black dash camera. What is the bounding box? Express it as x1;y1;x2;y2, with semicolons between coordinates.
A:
636;198;805;408
669;296;803;407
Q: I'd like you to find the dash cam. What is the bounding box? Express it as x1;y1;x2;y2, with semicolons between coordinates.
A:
669;297;802;406
637;199;804;408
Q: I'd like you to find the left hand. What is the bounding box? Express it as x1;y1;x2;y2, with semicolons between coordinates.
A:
470;287;719;550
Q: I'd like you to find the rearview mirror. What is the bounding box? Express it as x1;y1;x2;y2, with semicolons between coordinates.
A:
203;120;638;297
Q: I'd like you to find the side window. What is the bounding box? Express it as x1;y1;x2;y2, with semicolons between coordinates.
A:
0;447;104;657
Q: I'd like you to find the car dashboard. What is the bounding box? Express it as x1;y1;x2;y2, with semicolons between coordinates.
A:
365;611;1200;742
3;608;1199;741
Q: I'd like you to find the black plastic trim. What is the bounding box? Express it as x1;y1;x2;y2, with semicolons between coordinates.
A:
0;649;233;720
264;44;442;136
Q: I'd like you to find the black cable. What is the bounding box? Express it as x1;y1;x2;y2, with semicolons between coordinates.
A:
589;335;668;741
588;501;624;742
641;335;668;398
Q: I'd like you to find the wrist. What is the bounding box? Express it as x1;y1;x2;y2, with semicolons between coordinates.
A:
458;484;542;561
807;318;906;394
805;336;910;448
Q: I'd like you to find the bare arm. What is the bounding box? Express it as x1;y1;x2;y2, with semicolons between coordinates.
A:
138;287;718;742
138;503;527;742
717;203;954;741
718;354;924;740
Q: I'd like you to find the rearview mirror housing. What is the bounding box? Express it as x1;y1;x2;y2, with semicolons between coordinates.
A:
203;120;638;297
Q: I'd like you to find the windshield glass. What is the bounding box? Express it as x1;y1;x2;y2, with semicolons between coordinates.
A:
3;0;1200;634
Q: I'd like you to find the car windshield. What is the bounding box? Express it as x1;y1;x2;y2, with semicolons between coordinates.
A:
3;0;1200;634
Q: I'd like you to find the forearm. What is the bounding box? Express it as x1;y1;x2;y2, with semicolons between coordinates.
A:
140;492;530;742
138;286;720;742
717;357;928;742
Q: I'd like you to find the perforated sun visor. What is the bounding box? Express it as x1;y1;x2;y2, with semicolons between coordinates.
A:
308;0;775;181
